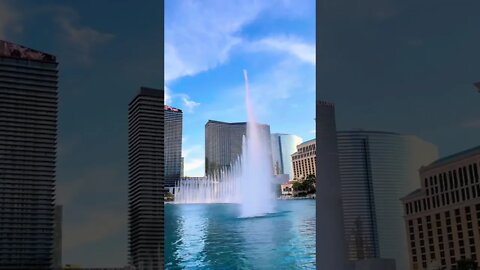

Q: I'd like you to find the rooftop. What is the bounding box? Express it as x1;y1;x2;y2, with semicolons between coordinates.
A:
0;40;56;63
165;105;182;112
421;145;480;171
400;188;424;201
298;138;315;146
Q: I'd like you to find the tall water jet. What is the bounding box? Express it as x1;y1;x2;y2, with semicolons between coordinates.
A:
239;69;275;217
174;70;276;217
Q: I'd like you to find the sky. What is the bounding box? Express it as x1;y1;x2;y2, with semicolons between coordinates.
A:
318;0;480;157
165;0;316;177
0;0;162;267
1;0;479;267
0;0;315;267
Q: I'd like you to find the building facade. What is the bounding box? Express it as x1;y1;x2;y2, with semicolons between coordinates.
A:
316;101;347;269
337;130;438;270
292;139;316;180
128;87;164;270
271;133;302;180
402;146;480;270
0;40;58;269
164;105;182;188
205;120;271;176
54;205;63;269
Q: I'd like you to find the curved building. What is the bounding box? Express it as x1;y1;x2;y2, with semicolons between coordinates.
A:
337;130;438;270
271;133;302;180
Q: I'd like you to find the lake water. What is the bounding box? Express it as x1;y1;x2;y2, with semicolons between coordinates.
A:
165;199;316;269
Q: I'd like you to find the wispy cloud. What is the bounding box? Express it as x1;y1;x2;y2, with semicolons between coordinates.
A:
462;119;480;129
0;1;22;39
247;36;316;65
54;9;114;63
181;95;200;112
182;144;204;176
165;0;268;82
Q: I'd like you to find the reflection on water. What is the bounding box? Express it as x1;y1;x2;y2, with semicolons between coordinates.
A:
165;200;315;269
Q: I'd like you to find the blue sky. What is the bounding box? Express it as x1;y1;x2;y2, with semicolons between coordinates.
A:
165;0;316;177
1;0;478;267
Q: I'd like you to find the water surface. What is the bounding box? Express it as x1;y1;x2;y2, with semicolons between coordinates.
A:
165;200;315;269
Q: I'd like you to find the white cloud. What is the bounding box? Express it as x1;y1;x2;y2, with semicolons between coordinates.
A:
182;144;204;177
181;95;200;112
0;1;22;39
462;119;480;129
184;158;205;175
247;36;316;65
55;11;114;63
165;0;270;83
164;85;173;105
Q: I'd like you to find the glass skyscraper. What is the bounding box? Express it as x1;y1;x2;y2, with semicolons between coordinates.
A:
271;133;303;180
0;40;58;269
205;120;271;176
337;130;438;270
128;87;164;270
164;105;182;188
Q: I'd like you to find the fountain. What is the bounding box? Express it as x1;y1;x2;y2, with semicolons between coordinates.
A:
174;70;276;217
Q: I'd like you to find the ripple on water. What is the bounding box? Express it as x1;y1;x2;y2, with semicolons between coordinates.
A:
165;200;316;270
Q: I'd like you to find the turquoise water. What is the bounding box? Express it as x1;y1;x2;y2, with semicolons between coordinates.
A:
165;200;316;270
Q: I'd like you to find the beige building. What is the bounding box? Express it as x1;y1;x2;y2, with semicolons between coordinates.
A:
402;146;480;270
292;139;316;180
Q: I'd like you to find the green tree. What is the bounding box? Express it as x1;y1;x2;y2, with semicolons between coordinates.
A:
455;259;478;270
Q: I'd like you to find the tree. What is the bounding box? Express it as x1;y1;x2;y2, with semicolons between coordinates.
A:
456;259;478;270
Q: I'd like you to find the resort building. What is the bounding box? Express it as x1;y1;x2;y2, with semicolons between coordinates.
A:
205;120;271;176
292;139;316;180
271;133;303;180
402;145;480;270
337;130;438;270
128;87;164;270
164;105;182;188
0;40;58;269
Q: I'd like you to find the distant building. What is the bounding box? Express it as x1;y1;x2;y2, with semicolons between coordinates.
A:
205;120;271;176
316;101;347;269
337;130;438;270
165;105;182;188
180;157;184;178
292;139;316;180
0;40;58;269
54;205;63;269
128;87;164;270
281;182;294;196
273;174;289;185
402;145;480;270
271;133;303;180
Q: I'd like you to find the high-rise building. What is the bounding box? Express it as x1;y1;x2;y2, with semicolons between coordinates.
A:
164;105;182;188
53;205;63;269
0;40;58;269
128;87;164;270
337;130;438;270
205;120;271;176
402;145;480;270
292;139;316;180
316;101;348;269
271;133;302;180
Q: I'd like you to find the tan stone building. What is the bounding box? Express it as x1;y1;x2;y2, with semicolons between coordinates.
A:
402;146;480;270
292;139;316;180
